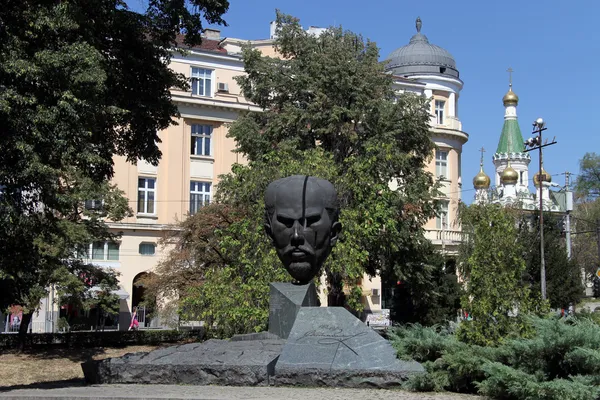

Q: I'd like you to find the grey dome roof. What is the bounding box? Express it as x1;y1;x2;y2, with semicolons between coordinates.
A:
385;18;459;78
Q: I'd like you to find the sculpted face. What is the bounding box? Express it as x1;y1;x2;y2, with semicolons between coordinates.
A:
265;176;341;284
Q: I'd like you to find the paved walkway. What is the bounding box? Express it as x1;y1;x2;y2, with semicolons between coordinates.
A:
0;384;478;400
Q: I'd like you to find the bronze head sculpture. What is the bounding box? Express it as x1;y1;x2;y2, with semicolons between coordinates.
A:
264;175;342;284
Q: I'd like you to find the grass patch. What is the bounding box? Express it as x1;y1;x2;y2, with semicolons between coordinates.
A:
0;345;157;388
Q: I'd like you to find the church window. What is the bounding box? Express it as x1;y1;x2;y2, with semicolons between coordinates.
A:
520;171;524;185
435;100;445;125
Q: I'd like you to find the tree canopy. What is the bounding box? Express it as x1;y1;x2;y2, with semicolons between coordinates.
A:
573;152;600;279
0;0;229;339
575;152;600;200
458;204;535;346
148;12;450;336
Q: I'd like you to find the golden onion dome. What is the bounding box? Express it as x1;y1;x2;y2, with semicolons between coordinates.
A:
502;87;519;106
533;169;552;187
501;165;519;185
473;167;491;189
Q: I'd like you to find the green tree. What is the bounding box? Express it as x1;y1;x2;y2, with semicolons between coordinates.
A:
389;253;462;326
227;12;440;308
573;153;600;279
519;213;583;309
0;0;229;346
457;204;534;346
575;152;600;200
143;202;290;336
151;12;445;336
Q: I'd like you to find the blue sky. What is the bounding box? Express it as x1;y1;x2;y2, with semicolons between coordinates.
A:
129;0;599;203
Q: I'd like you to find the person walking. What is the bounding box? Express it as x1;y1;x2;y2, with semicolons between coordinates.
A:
128;307;139;331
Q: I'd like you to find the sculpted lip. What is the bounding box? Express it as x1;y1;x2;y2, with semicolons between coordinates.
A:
291;250;307;259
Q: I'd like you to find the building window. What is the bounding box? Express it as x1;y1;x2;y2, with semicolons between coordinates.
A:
191;124;212;156
435;100;445;125
436;201;449;230
190;181;211;215
191;67;213;97
435;150;448;179
84;199;103;211
139;243;156;256
91;241;120;261
137;177;156;214
520;171;524;185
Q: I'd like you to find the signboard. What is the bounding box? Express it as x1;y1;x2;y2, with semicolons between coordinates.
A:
365;309;391;328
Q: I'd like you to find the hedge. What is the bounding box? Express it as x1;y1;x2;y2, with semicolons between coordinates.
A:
0;328;205;349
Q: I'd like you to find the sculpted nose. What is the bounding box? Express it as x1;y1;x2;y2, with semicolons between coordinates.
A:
291;221;305;246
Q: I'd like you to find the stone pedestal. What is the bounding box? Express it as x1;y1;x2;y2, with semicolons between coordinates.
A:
268;282;318;339
82;338;285;386
274;307;424;387
83;282;424;388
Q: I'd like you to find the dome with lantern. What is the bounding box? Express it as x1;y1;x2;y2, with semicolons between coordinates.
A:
384;17;459;78
502;86;519;106
473;166;491;189
500;164;519;185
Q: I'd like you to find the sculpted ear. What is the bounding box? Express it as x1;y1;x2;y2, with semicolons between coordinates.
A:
264;211;273;239
330;221;342;246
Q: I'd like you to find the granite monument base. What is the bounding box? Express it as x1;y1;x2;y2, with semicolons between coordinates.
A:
268;282;318;339
82;337;285;386
273;307;423;387
83;282;423;388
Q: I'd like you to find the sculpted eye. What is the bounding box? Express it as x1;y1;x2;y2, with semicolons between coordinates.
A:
306;215;321;226
277;215;294;228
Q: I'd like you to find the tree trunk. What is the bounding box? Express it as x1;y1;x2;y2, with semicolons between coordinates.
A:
17;311;33;351
95;309;100;331
326;271;346;307
100;311;106;332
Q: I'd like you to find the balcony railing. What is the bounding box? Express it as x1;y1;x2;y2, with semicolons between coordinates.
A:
425;229;464;246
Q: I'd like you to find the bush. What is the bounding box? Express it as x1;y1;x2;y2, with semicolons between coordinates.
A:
578;308;600;326
478;363;600;400
389;323;462;363
391;316;600;399
0;329;205;350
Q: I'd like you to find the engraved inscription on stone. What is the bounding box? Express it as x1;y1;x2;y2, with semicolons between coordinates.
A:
298;325;368;356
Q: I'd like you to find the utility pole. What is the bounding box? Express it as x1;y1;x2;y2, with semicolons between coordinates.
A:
597;219;600;270
524;118;557;301
564;172;572;259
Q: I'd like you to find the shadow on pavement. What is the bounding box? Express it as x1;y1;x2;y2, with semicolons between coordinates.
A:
0;378;86;393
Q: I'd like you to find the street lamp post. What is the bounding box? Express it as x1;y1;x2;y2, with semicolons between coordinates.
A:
524;118;556;301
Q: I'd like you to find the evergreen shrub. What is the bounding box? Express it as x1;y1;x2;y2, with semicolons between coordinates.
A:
391;316;600;399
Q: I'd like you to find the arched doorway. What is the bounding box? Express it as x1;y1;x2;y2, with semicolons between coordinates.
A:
132;272;157;328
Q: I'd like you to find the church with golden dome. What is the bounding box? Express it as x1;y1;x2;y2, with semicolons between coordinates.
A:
473;78;564;212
